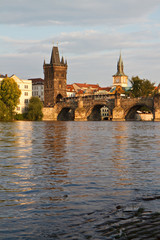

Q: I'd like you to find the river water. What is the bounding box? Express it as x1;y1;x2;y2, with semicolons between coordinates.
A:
0;121;160;239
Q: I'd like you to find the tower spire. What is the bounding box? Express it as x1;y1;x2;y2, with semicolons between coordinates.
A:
117;52;124;75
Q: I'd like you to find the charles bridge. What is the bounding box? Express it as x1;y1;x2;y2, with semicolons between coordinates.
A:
43;93;160;121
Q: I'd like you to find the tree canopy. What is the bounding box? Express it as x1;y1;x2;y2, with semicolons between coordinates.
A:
27;96;43;121
0;100;10;121
0;77;21;110
129;76;155;97
0;77;21;119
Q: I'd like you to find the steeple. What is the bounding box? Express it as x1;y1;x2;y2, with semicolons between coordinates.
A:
116;53;125;76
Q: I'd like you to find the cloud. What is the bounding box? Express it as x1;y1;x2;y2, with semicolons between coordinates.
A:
1;25;160;85
0;0;160;26
0;0;160;86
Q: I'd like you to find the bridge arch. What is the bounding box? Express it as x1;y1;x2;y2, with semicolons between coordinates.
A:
125;103;154;121
86;103;112;121
57;107;75;121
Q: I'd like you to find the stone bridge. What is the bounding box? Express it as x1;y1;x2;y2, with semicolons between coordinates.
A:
43;94;160;121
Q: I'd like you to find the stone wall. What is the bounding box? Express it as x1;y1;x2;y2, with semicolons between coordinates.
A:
42;107;57;121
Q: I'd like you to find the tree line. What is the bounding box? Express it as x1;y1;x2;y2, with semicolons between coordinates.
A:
0;77;43;121
127;76;156;97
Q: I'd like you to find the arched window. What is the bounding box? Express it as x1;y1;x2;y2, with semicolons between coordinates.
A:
56;94;63;103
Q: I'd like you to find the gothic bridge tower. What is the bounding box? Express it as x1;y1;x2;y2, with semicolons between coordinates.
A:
113;53;128;88
43;45;67;106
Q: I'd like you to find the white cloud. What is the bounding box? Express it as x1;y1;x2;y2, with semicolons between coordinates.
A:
0;0;160;86
0;0;160;26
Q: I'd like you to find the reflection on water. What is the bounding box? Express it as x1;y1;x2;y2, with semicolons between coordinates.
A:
0;121;160;239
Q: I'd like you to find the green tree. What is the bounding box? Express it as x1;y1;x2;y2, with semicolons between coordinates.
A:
0;77;21;118
130;76;155;97
27;97;43;121
0;100;10;121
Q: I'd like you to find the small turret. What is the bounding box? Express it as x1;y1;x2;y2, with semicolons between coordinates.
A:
61;56;64;65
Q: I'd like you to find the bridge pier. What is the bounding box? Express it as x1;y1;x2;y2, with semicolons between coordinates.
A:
74;98;87;121
112;106;125;121
42;107;58;120
154;94;160;121
112;94;125;121
153;110;160;121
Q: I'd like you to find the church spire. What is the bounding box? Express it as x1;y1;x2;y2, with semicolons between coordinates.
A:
117;52;125;76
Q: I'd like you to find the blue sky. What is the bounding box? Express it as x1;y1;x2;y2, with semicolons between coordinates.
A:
0;0;160;86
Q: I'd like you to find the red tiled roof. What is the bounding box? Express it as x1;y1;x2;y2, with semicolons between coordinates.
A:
66;84;75;92
77;89;84;94
75;83;99;88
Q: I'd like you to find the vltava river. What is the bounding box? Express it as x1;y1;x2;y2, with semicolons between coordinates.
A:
0;121;160;239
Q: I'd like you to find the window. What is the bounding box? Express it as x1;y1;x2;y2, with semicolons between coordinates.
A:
24;99;29;104
24;92;28;96
59;81;62;89
24;85;28;89
16;107;20;110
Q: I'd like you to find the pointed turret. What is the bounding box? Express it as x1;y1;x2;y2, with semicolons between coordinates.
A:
61;56;64;65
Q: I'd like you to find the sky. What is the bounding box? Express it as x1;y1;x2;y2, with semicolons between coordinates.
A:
0;0;160;87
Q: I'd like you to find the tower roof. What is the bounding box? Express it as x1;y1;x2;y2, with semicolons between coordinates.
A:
113;53;127;76
50;46;60;65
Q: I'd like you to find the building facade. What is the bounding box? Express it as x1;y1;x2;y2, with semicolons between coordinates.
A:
30;78;44;102
43;46;67;106
11;75;32;114
113;53;128;88
66;84;76;97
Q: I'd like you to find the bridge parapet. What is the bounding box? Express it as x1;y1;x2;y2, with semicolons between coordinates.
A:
121;97;153;112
